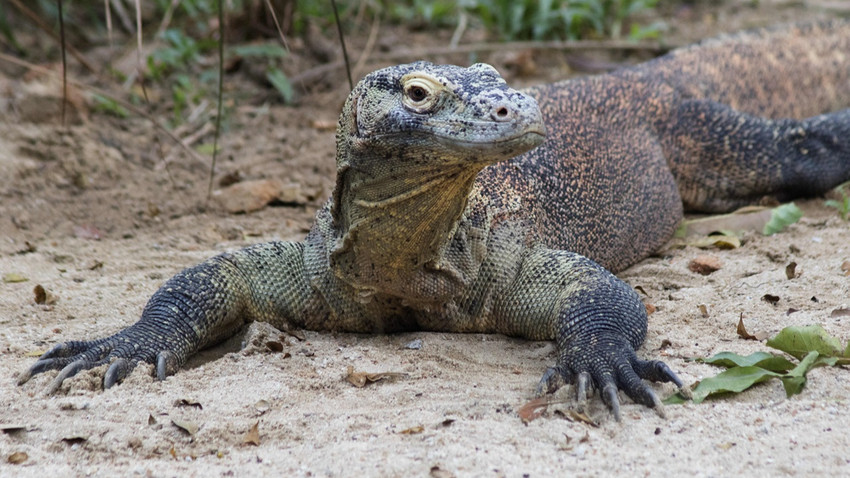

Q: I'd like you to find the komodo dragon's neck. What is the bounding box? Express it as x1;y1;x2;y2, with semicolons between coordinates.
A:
320;62;545;299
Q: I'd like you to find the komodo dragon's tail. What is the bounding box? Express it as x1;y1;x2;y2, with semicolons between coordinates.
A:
658;19;850;119
657;20;850;212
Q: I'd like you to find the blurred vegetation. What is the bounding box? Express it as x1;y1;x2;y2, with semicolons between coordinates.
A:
3;0;665;124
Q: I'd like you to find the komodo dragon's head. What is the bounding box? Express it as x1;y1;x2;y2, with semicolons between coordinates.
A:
330;62;545;223
327;62;546;288
335;61;545;168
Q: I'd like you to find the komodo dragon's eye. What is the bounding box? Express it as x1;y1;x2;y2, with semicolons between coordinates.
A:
408;86;427;102
401;73;442;113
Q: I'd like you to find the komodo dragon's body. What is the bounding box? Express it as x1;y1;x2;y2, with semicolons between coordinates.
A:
20;22;850;420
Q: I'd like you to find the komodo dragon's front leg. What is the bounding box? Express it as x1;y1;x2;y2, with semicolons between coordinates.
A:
496;248;683;420
19;241;319;392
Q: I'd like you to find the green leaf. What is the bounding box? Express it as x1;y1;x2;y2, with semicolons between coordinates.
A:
766;325;844;360
662;393;688;405
780;376;806;397
266;69;294;104
232;44;288;58
762;202;802;235
690;366;780;404
695;351;795;372
90;93;130;118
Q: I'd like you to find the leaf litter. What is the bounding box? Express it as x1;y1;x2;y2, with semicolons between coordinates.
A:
667;324;850;405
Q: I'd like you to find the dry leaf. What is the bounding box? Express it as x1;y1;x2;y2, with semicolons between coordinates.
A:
148;414;157;426
698;304;709;318
33;284;57;305
345;366;407;388
762;294;780;305
2;273;28;283
645;303;656;315
785;262;798;279
689;255;722;275
517;396;549;423
243;421;260;446
171;418;199;435
7;451;27;464
62;435;87;445
842;260;850;276
737;315;768;341
678;207;772;237
831;308;850;318
399;426;424;435
176;399;203;409
561;409;598;427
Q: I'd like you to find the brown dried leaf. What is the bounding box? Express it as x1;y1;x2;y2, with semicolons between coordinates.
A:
644;303;656;315
698;304;709;318
830;307;850;318
243;421;260;446
842;260;850;276
737;315;768;341
399;426;424;435
7;451;27;464
689;255;722;275
563;409;598;427
345;366;407;388
61;435;87;445
33;284;57;305
785;262;798;280
176;399;203;409
517;396;549;423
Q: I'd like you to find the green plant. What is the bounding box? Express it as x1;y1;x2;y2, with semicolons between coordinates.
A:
825;185;850;220
464;0;661;41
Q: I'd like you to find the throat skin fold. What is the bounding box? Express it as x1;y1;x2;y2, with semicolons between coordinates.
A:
329;145;485;299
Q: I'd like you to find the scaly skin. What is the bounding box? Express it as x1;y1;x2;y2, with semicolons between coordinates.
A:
20;22;850;421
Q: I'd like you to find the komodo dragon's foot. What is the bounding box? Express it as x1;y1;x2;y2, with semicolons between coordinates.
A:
17;327;182;394
536;333;686;421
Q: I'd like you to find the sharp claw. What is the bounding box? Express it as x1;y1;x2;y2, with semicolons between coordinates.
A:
46;359;88;395
16;368;33;386
576;371;591;412
156;351;179;380
104;358;132;388
677;384;693;400
602;384;621;421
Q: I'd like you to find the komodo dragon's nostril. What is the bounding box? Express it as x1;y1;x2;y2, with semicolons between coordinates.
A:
492;105;512;121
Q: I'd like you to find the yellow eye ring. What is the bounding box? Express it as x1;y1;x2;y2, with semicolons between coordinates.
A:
401;75;441;112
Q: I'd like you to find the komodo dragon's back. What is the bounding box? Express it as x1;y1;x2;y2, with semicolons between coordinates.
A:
477;20;850;272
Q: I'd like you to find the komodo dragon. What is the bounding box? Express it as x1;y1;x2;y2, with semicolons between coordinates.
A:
19;21;850;420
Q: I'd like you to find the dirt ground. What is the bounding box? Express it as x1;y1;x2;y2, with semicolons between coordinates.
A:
1;2;850;477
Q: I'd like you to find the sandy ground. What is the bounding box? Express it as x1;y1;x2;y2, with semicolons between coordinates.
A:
2;2;850;477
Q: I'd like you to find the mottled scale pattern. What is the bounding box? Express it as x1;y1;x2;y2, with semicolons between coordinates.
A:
21;21;850;417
